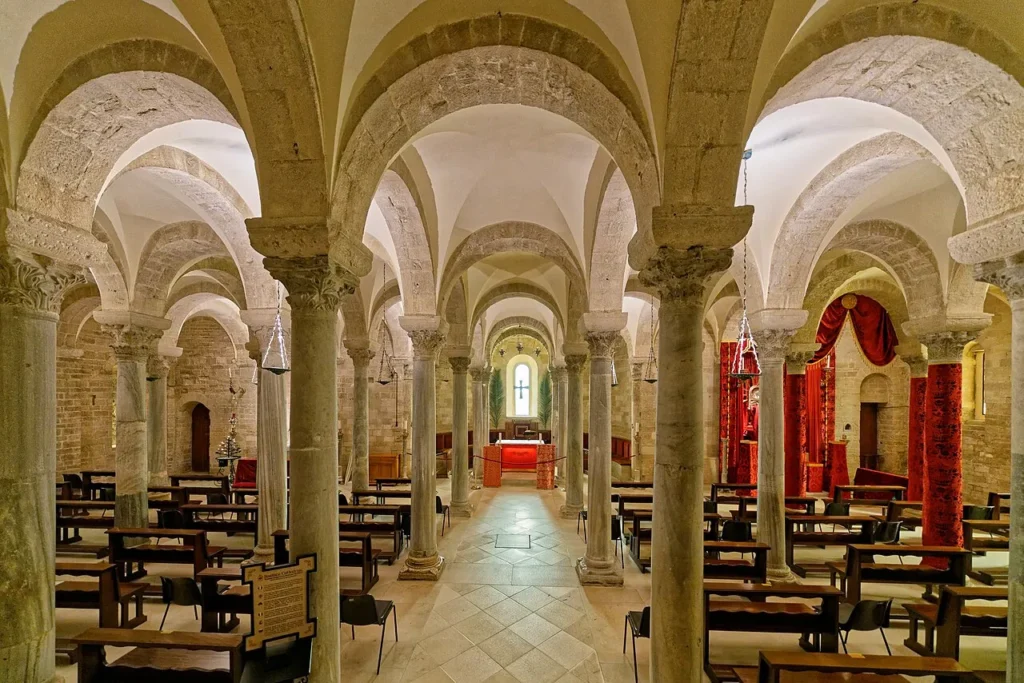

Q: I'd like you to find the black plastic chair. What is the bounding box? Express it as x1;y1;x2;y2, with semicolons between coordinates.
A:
400;512;411;540
98;487;115;516
863;521;903;564
719;520;753;559
63;473;84;496
622;606;650;683
838;599;893;655
578;509;588;541
703;500;718;514
611;515;624;568
822;501;850;532
435;496;450;536
157;510;186;544
159;577;203;630
340;594;397;674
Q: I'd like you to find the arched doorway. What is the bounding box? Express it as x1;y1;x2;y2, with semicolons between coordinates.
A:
191;403;211;472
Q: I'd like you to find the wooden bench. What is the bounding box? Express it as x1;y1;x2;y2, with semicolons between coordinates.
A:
704;541;769;582
624;510;724;571
338;504;405;563
703;582;842;680
273;529;379;595
986;491;1011;520
904;585;1007;659
375;477;412;490
832;484;905;508
827;544;969;603
107;528;225;581
876;500;923;529
56;561;146;629
56;500;115;549
352;488;412;507
73;628;243;683
784;515;875;578
711;482;757;501
749;650;974;683
615;492;653;523
612;480;653;488
196;567;246;633
180;503;259;560
81;470;115;500
963;518;1010;585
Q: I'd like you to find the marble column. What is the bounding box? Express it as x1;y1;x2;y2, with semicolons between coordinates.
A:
265;255;354;683
559;346;588;518
449;352;472;516
638;244;734;682
783;347;815;497
96;314;168;529
751;319;803;583
470;366;489;489
975;259;1024;679
0;253;81;683
399;316;447;580
145;355;173;486
577;316;626;585
345;339;373;493
242;317;290;565
550;365;568;484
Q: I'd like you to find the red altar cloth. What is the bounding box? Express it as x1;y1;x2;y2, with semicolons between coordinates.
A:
736;441;758;495
536;445;555;489
501;443;538;471
804;463;824;493
825;441;850;495
483;446;502;487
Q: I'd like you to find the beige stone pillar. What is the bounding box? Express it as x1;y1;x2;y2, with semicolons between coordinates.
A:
559;345;587;518
549;365;567;484
577;315;626;585
399;316;447;580
638;240;737;682
345;339;373;492
145;355;174;486
265;255;354;683
470;365;489;488
449;349;472;516
0;253;81;683
750;311;806;583
96;313;168;529
975;258;1024;678
242;314;290;565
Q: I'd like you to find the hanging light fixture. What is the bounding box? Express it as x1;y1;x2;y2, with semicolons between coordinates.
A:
375;265;397;385
611;358;619;387
730;149;761;380
516;328;524;354
498;346;506;357
261;283;290;374
534;344;541;357
643;305;658;384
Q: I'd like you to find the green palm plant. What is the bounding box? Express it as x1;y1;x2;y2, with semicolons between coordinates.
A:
538;369;552;429
489;368;504;429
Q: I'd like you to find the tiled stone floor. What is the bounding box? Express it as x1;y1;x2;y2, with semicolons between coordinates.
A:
55;477;1008;682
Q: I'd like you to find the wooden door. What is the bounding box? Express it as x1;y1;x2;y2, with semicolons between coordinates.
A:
191;403;211;472
859;403;878;469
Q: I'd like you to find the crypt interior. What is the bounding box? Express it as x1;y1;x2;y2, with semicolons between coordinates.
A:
1;1;1024;682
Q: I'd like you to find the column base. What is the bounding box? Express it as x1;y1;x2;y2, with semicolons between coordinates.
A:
559;503;584;519
450;502;473;518
399;554;446;581
575;557;623;586
767;565;799;584
244;546;276;567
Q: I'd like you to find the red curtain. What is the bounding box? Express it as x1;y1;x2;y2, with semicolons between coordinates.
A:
811;295;898;366
719;342;759;483
805;348;835;467
923;364;965;563
784;372;808;496
907;377;927;501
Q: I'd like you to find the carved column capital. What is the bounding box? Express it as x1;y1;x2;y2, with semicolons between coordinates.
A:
146;356;173;381
344;338;375;368
753;328;794;365
920;331;978;365
448;356;471;374
0;250;86;314
103;324;165;362
638;245;733;303
975;255;1024;303
408;330;447;360
549;365;568;383
469;366;490;384
585;331;620;360
785;343;818;374
564;354;588;375
264;255;356;313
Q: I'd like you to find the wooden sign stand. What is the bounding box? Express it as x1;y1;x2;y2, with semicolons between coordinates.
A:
242;554;317;654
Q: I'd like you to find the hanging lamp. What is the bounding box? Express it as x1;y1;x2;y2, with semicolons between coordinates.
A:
643;306;658;384
375;265;397;385
730;149;761;380
261;283;290;374
611;357;619;387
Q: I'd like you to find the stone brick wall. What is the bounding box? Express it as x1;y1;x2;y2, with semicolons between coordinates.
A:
168;317;256;474
962;294;1011;504
56;318;116;473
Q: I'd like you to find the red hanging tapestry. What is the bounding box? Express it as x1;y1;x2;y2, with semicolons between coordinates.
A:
811;294;898;366
922;364;965;562
907;377;927;501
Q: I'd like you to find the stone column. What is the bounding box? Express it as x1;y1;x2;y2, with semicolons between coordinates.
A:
903;354;928;502
265;255;354;683
344;339;373;492
638;244;735;682
783;346;816;497
975;259;1024;679
470;366;489;489
399;316;447;580
550;365;567;484
96;313;168;529
242;314;290;565
449;350;472;516
145;355;174;486
559;345;587;518
750;314;805;583
0;253;81;683
577;315;626;585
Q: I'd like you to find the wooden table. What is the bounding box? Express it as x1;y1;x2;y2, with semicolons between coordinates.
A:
904;585;1007;659
721;495;817;519
832;484;905;505
352;488;412;506
615;492;653;521
711;482;757;501
704;541;769;582
612;480;653;488
73;628;243;683
963;518;1010;585
55;561;121;628
784;514;876;578
987;491;1011;519
832;544;969;603
375;477;412;490
81;470;115;500
625;510;726;571
107;528;224;581
753;650;973;683
197;567;245;633
169;473;230;498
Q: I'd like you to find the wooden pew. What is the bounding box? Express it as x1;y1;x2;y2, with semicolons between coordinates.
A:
784;514;876;578
338;504;405;563
73;628;243;683
748;650;974;683
722;495;817;520
626;510;724;571
196;567;245;633
703;541;769;582
107;528;225;581
56;500;114;550
272;530;379;595
375;477;412;490
878;500;923;529
351;488;412;508
904;585;1007;659
828;544;969;603
963;519;1010;585
711;482;757;501
55;561;146;629
181;503;258;534
703;582;842;682
832;484;905;508
170;473;231;500
986;491;1011;520
81;470;115;500
615;492;653;523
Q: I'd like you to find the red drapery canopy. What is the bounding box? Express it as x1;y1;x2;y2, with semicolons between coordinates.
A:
811;294;898;366
719;342;759;482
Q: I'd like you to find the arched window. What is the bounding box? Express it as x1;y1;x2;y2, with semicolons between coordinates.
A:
513;363;531;416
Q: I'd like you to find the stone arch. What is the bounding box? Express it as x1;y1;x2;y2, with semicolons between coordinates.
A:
762;28;1024;249
487;317;554;359
121;146;252;216
57;284;102;348
445;279;469;346
860;373;892;404
134;221;231;316
794;252;890;345
766;133;938;310
471;281;565;339
340;288;369;342
589;168;634;312
169;279;243;311
207;1;328;218
437;221;588;315
947;262;990;317
824;219;944;318
331;45;659;254
161;293;249;356
375;169;435;314
369;279;402;330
